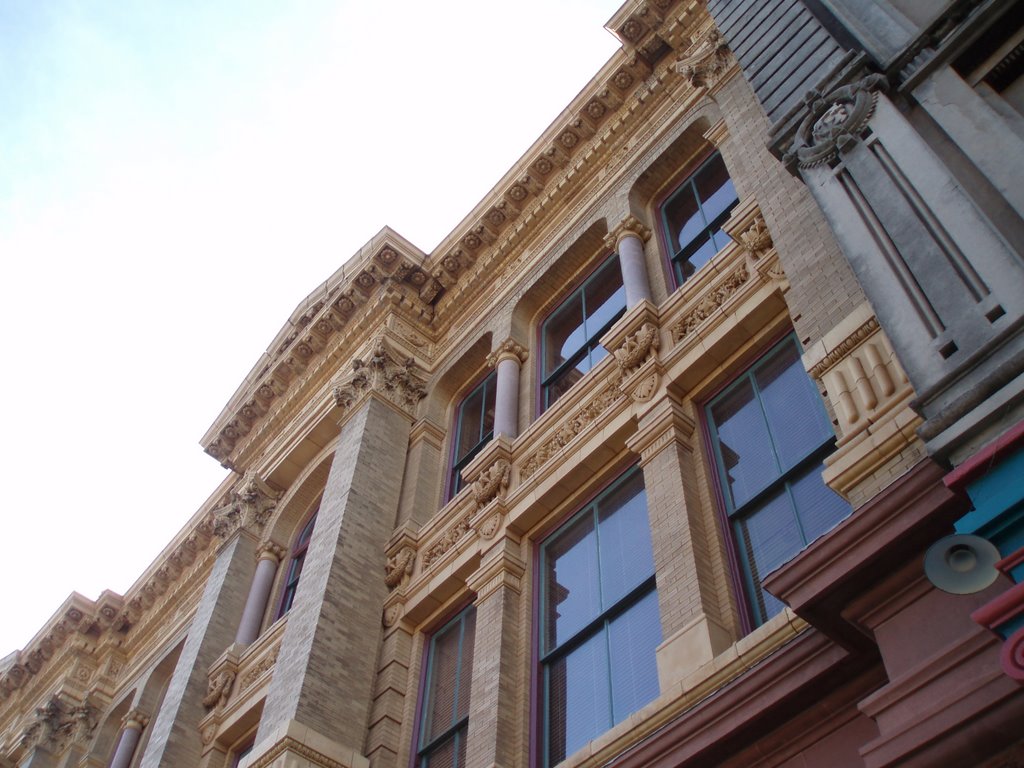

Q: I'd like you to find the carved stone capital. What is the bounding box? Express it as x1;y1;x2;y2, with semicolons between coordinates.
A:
211;472;283;540
18;694;97;756
677;27;731;90
783;73;889;170
257;541;287;564
604;215;652;252
333;336;428;419
384;546;415;591
486;338;528;368
121;709;150;731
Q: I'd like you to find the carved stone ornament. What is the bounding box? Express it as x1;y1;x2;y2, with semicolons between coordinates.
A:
382;602;403;628
476;511;503;540
471;458;511;509
737;214;773;256
19;695;97;755
604;215;652;252
784;73;888;170
671;264;750;343
677;28;730;89
423;512;474;568
202;670;235;709
240;648;279;692
384;547;415;590
211;472;283;540
486;339;528;368
613;322;659;377
332;337;428;417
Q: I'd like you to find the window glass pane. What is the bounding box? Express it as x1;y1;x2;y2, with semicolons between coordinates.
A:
546;631;610;766
421;731;457;768
696;158;737;224
676;235;717;280
544;365;586;408
544;513;600;652
583;260;625;337
424;622;462;742
545;292;586;376
790;467;850;544
736;490;800;621
455;611;475;722
664;183;704;252
710;378;778;509
755;340;833;471
597;474;653;608
455;388;485;461
481;378;496;440
608;589;662;724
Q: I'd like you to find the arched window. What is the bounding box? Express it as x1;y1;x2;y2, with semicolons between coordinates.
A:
277;511;317;618
447;371;497;500
540;254;625;410
660;151;738;284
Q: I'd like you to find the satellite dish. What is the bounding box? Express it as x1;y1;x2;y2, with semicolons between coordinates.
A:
924;534;1001;595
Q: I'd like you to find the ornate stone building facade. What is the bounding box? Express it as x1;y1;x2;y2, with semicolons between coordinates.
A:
3;1;1023;766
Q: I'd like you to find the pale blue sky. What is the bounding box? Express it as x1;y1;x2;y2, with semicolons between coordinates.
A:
0;1;624;654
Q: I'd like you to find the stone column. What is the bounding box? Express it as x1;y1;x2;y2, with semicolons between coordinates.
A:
626;397;733;690
606;216;653;307
234;542;286;646
487;339;528;440
464;536;526;768
139;473;281;768
108;711;148;768
252;341;424;767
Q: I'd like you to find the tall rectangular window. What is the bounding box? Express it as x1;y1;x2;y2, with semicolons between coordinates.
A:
449;372;496;499
706;335;851;626
541;255;625;410
539;468;661;766
660;151;738;285
416;607;476;768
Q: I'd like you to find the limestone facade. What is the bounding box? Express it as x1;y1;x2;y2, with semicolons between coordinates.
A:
3;1;1024;767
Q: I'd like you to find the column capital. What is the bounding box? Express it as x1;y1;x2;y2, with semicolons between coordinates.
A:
604;215;652;252
121;709;150;731
625;397;696;465
256;540;287;564
486;338;528;368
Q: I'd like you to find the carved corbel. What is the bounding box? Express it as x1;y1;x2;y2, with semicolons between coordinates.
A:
202;670;235;710
384;547;415;591
677;27;731;90
471;458;511;510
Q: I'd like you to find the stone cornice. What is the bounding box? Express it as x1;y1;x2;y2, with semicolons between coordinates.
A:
200;0;709;471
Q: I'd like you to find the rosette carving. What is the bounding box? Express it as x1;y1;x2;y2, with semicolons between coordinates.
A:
783;73;888;170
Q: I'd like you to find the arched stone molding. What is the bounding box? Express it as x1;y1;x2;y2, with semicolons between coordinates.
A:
420;333;492;428
85;693;133;766
129;638;183;767
261;445;334;560
509;219;609;345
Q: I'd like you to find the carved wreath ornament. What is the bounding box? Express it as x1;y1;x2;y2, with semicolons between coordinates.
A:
784;73;888;170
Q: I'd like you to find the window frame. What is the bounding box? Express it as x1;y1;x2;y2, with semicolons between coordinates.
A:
413;605;477;768
657;150;738;288
446;369;498;501
538;253;626;413
275;509;318;619
535;466;661;767
703;333;849;629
